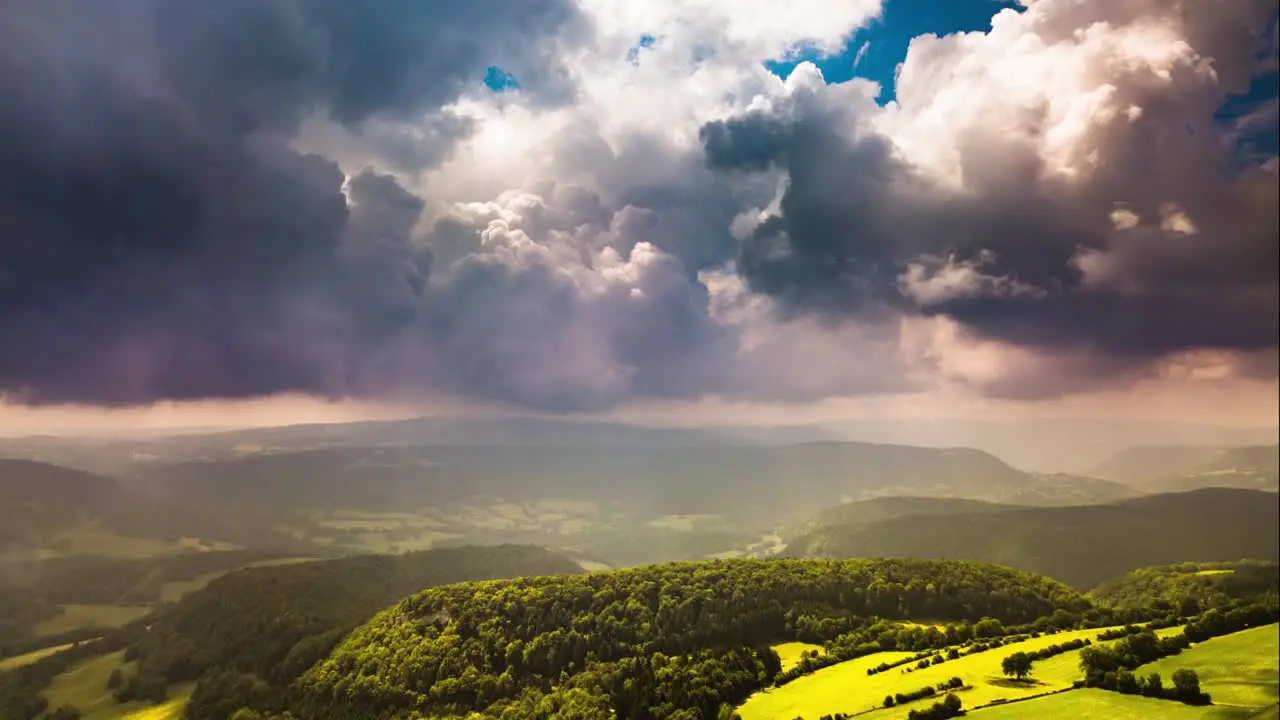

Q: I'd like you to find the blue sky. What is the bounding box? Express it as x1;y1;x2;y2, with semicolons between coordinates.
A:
766;0;1023;102
763;0;1277;161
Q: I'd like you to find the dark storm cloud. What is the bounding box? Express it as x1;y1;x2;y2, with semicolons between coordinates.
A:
699;15;1280;387
0;0;584;405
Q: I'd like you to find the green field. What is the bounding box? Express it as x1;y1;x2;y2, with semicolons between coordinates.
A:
40;650;191;720
119;684;194;720
772;642;827;673
36;521;239;560
1136;624;1280;709
966;688;1253;719
739;651;916;720
738;626;1143;720
1028;624;1185;683
34;604;153;636
0;643;75;672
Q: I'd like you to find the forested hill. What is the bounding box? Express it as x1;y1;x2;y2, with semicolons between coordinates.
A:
799;496;1017;536
0;459;129;547
1090;560;1280;611
785;488;1280;587
1089;443;1279;491
126;545;584;716
292;558;1088;720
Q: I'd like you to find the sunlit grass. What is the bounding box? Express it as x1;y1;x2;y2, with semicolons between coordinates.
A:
966;688;1241;719
0;643;75;672
772;642;826;673
34;604;152;636
1136;624;1279;708
739;625;1143;720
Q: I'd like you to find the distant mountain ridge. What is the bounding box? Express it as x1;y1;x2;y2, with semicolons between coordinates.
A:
785;487;1280;587
1091;444;1278;492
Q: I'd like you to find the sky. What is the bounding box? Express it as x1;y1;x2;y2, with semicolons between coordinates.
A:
0;0;1277;435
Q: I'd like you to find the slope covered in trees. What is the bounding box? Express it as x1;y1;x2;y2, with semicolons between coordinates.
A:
0;545;584;720
128;545;584;710
1090;561;1280;612
786;489;1280;587
292;558;1090;720
800;497;1015;533
1090;445;1279;492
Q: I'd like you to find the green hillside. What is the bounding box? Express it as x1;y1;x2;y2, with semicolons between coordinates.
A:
1091;562;1280;611
802;497;1016;533
0;545;584;720
786;488;1280;587
1091;445;1279;493
1135;624;1279;709
293;559;1090;720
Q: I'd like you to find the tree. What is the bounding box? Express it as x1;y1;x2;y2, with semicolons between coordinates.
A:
1001;652;1033;681
1171;669;1201;697
1141;673;1164;697
1115;669;1140;694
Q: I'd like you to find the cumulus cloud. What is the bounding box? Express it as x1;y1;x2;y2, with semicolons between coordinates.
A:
704;0;1279;393
0;0;1275;410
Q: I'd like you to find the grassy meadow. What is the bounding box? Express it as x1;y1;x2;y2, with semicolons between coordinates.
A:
772;642;826;673
34;604;152;636
739;625;1161;720
0;643;76;672
965;688;1252;719
1136;623;1279;709
39;649;194;720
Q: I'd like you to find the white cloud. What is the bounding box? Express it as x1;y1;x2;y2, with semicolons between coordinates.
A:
320;0;1278;410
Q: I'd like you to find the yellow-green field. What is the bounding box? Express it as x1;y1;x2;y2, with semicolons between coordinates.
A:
739;651;917;720
772;642;826;673
41;650;133;719
0;643;75;672
119;684;194;720
966;688;1245;719
36;522;239;560
34;604;152;636
1136;624;1280;709
738;626;1135;720
40;650;193;720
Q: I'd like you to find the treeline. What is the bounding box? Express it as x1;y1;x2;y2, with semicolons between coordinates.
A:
792;608;1145;687
884;677;964;708
1090;560;1279;613
141;545;585;720
906;694;963;720
1080;598;1279;705
786;488;1280;587
294;558;1089;720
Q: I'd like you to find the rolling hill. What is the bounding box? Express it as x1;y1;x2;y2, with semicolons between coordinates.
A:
785;488;1280;588
289;558;1089;720
1090;444;1279;492
1090;561;1280;610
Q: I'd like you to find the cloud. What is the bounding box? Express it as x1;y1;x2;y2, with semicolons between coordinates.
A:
702;0;1279;395
0;0;585;405
0;0;1275;411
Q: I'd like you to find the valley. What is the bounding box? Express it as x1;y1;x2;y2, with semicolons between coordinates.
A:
1;420;1276;720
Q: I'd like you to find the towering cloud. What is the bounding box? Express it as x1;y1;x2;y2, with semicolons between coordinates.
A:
0;0;1275;410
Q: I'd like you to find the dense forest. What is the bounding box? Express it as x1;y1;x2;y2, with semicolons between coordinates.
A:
1089;561;1280;612
786;488;1280;587
133;546;584;715
0;545;584;720
292;558;1090;720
